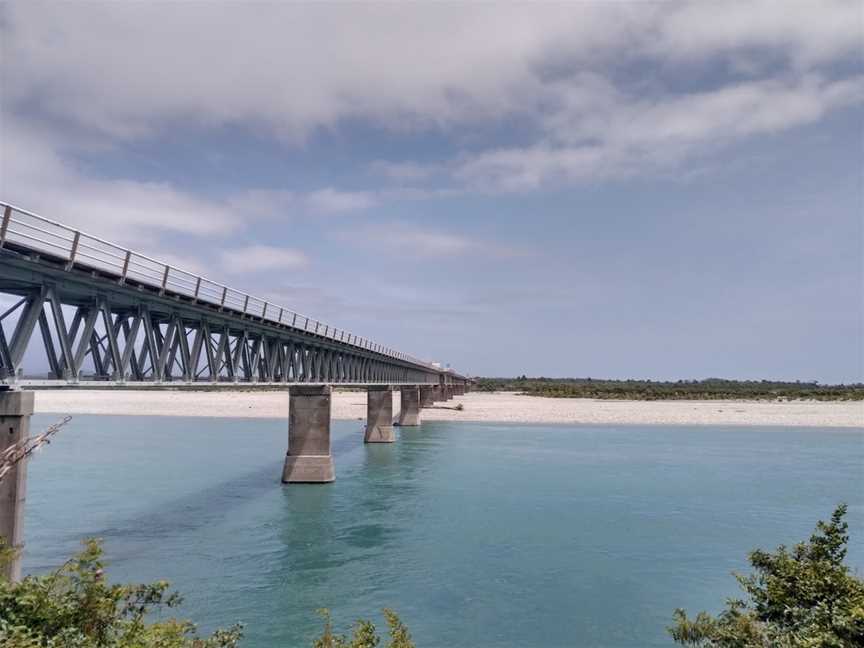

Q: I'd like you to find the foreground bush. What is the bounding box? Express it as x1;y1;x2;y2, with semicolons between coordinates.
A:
670;504;864;646
313;609;414;648
0;539;243;647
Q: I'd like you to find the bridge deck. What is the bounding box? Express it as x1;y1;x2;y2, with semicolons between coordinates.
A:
0;201;465;388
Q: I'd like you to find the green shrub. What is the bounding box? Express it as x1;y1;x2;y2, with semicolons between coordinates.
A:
670;504;864;646
0;539;243;648
313;608;414;648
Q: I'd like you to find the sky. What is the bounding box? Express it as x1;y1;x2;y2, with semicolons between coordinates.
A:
1;1;862;382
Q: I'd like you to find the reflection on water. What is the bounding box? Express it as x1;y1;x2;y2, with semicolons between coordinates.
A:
23;415;864;648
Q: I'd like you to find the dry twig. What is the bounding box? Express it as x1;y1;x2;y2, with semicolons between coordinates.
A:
0;416;72;482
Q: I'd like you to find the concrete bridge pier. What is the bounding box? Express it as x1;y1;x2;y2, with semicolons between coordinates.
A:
398;386;421;426
282;386;335;483
0;389;34;581
444;385;453;400
419;385;435;408
365;385;395;443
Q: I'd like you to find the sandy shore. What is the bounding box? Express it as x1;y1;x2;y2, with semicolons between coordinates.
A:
31;389;863;427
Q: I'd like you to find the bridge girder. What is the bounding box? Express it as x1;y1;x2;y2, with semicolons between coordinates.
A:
0;254;455;387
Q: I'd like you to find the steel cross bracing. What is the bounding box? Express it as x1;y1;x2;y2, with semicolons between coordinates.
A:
0;201;464;388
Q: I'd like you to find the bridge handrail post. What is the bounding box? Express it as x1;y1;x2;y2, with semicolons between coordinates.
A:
65;231;81;270
160;266;170;293
0;205;10;248
121;250;131;281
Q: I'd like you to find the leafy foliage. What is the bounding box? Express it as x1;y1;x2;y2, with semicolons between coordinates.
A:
474;377;864;401
0;539;243;648
313;608;414;648
670;504;864;647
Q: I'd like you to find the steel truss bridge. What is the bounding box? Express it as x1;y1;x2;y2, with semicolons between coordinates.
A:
0;201;466;388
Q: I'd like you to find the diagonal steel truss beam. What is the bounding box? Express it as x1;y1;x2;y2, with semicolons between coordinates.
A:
0;267;451;387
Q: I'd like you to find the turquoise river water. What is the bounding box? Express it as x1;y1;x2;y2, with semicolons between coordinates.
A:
21;415;864;647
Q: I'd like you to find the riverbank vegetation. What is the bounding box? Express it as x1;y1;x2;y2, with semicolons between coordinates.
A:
670;504;864;646
0;539;415;648
474;377;864;401
0;539;243;647
314;609;414;648
3;507;859;647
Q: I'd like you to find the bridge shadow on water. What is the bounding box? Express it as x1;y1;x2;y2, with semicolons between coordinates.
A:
65;422;381;550
36;418;461;647
65;459;285;547
267;424;432;586
47;419;439;620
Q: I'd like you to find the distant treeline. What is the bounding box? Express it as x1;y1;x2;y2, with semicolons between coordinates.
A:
473;377;864;401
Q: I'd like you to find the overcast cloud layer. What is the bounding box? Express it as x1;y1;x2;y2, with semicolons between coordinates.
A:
1;1;862;381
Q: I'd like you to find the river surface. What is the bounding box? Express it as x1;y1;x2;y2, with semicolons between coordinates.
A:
22;415;864;647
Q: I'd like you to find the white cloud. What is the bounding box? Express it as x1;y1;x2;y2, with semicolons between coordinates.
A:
4;2;860;140
335;223;529;259
333;224;472;257
220;245;309;274
303;188;378;214
653;1;863;67
454;74;864;190
369;160;437;182
390;229;474;256
2;0;861;206
228;189;296;220
603;75;863;146
0;119;238;246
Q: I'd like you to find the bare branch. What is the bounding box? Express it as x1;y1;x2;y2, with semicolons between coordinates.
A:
0;416;72;482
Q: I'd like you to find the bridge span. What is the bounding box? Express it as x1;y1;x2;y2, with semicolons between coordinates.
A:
0;200;469;579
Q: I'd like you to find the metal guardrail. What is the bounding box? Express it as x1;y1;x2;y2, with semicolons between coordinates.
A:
0;201;444;372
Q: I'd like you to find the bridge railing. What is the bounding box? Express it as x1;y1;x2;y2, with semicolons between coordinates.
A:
0;201;435;370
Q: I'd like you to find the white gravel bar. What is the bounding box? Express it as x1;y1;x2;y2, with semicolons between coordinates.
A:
31;389;864;428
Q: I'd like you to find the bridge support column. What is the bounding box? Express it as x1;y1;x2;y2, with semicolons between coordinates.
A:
444;385;453;401
0;389;34;581
398;387;421;426
419;385;435;408
282;386;335;483
365;385;395;443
